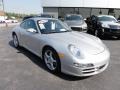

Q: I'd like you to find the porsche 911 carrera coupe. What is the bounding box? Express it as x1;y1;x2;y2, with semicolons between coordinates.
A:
12;17;110;76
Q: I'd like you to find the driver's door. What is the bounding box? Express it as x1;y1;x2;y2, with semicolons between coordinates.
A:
21;19;41;55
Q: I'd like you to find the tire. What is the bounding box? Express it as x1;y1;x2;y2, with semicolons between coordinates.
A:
13;34;19;48
43;47;61;73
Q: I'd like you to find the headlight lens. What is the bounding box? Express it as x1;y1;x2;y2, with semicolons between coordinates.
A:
102;24;110;28
68;44;81;58
82;22;87;29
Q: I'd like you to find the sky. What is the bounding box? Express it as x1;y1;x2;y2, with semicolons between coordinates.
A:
3;0;43;14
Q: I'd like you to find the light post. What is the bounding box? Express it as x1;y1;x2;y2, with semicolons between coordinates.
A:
2;0;5;13
1;0;5;17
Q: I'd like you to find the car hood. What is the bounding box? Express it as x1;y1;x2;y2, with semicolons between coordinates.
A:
45;31;105;55
65;20;84;26
100;21;120;26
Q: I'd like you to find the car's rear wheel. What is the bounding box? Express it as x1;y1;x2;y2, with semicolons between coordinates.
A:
43;47;61;73
13;34;19;48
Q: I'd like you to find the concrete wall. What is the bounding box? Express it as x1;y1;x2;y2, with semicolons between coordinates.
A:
42;0;120;9
43;7;120;19
43;8;58;18
42;0;120;19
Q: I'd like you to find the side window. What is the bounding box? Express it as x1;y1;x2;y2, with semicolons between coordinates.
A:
26;20;37;30
20;21;27;29
20;20;37;30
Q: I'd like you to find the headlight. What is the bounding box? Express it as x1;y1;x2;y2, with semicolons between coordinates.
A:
102;24;110;28
82;23;87;29
68;44;81;58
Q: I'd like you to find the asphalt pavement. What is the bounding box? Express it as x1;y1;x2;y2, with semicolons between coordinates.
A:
0;27;120;90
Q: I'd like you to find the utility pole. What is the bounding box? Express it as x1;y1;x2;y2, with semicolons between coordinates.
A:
0;0;2;10
1;0;7;27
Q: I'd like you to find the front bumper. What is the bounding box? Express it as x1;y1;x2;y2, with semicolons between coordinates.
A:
62;61;109;77
103;28;120;36
71;26;87;32
61;49;110;77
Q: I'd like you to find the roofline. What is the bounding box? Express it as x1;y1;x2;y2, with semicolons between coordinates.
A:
43;7;120;9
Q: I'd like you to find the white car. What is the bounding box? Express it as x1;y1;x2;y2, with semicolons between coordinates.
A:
5;19;18;23
12;17;110;76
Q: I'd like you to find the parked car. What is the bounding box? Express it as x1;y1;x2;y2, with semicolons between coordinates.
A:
40;14;53;18
3;19;18;23
22;16;36;21
4;19;12;23
12;17;110;76
86;15;120;38
11;19;18;23
64;14;87;32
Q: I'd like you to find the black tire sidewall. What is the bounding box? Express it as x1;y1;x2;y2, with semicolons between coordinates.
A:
43;47;61;73
13;34;19;48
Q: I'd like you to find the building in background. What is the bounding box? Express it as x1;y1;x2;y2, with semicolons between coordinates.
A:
0;10;7;22
42;0;120;18
0;10;4;16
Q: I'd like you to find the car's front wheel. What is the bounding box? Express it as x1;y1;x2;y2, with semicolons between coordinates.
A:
13;34;19;48
43;47;61;73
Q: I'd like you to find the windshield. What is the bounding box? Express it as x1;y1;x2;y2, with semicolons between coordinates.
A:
37;19;72;34
65;15;83;21
98;16;117;22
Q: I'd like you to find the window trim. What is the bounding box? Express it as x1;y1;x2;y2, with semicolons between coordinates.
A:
20;19;39;33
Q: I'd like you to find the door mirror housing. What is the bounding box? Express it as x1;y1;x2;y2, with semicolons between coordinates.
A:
27;28;37;33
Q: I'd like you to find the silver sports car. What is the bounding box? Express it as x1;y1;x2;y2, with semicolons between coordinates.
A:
12;17;110;76
64;14;87;32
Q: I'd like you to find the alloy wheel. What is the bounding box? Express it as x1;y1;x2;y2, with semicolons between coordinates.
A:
44;50;57;71
13;34;19;48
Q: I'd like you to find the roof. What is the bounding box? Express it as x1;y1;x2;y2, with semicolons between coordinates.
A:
23;17;57;22
32;17;57;21
65;14;82;17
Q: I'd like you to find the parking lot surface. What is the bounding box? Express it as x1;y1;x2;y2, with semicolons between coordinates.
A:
0;27;120;90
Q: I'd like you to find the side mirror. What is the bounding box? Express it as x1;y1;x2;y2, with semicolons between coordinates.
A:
84;18;86;21
27;28;37;33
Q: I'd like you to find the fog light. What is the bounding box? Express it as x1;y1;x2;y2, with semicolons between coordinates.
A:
74;63;94;68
